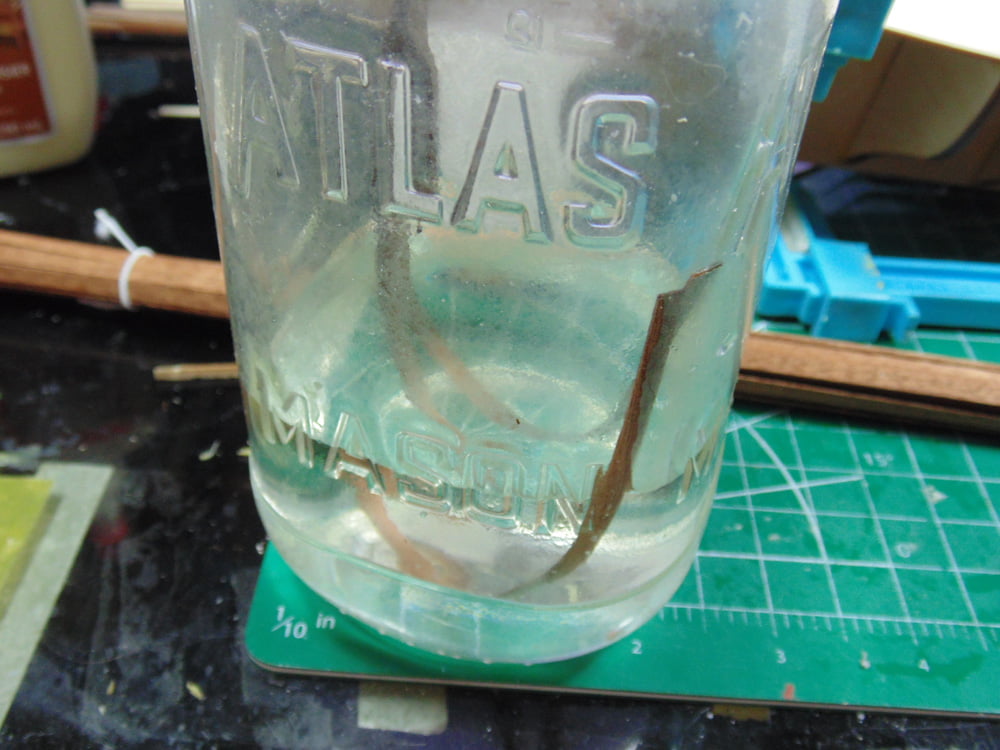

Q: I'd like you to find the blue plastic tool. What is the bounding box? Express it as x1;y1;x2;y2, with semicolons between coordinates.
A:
815;0;895;101
758;191;1000;343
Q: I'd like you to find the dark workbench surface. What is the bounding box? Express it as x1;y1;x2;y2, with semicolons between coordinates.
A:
1;35;998;749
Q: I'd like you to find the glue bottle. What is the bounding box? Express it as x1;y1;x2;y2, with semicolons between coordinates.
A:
0;0;97;177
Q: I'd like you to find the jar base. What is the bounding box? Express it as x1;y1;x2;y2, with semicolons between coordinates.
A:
256;491;711;665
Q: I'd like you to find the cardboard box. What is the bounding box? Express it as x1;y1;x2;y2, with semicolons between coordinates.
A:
800;0;1000;188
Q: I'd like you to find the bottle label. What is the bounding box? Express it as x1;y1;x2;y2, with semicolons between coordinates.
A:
0;0;52;141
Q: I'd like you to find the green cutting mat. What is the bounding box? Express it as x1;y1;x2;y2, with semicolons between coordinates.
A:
246;327;1000;716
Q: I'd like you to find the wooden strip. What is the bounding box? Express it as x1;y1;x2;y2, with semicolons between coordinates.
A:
741;331;1000;410
0;231;228;318
1;227;999;432
735;373;1000;436
153;358;1000;434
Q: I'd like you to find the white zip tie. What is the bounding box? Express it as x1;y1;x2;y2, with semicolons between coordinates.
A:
94;208;155;311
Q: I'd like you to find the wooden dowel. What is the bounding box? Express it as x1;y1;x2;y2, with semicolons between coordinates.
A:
1;227;998;434
87;3;188;37
153;362;239;381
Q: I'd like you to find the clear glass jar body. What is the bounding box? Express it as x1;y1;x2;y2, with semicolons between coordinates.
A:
189;0;836;663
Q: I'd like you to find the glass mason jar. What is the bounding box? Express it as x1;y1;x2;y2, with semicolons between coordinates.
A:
188;0;837;663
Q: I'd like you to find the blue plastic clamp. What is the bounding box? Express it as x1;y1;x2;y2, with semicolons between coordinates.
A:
814;0;895;101
757;191;1000;343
